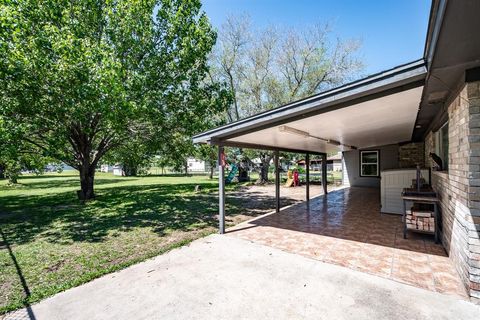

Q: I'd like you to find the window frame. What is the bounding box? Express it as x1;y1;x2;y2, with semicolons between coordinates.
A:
359;150;380;177
434;122;449;171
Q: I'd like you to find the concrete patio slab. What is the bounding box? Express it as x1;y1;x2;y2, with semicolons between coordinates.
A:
4;234;479;320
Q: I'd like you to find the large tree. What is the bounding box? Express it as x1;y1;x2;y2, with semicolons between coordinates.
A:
210;16;363;183
0;0;222;199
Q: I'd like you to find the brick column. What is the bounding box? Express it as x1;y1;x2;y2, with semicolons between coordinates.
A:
466;80;480;300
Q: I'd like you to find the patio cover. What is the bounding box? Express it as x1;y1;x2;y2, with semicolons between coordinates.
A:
193;60;427;234
192;0;480;235
193;60;427;154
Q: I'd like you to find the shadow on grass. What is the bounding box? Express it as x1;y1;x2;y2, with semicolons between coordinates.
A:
0;228;36;319
0;182;281;246
10;174;79;180
10;177;137;190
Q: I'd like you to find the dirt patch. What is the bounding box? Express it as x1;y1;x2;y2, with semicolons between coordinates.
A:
225;184;328;225
233;183;324;200
45;259;65;273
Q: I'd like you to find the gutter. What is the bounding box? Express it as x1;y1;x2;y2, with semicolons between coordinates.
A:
423;0;448;71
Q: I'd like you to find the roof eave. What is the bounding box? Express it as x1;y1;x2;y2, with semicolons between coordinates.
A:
193;59;427;145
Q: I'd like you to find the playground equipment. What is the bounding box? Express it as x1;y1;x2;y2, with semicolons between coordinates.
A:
284;169;300;187
285;170;294;187
293;170;300;186
222;149;251;184
225;164;238;184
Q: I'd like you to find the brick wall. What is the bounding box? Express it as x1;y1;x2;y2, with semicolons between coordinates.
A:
424;131;435;169
431;171;471;287
399;142;424;168
426;81;480;301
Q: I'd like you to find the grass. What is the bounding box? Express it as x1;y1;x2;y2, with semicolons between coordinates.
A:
0;172;277;314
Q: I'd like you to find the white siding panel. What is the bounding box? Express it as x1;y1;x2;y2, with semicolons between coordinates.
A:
381;169;430;214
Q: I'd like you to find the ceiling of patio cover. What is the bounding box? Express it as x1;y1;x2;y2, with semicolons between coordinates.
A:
193;60;426;154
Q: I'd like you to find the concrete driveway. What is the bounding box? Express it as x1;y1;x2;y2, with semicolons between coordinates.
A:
4;235;479;320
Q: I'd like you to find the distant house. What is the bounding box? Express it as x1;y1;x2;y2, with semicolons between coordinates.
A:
100;164;114;173
43;163;74;173
297;152;342;171
112;165;123;176
187;158;206;172
327;153;342;172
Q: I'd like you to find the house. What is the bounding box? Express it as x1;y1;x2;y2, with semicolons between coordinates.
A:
193;1;480;301
112;165;123;176
298;153;342;172
187;158;206;172
328;153;342;172
100;164;114;173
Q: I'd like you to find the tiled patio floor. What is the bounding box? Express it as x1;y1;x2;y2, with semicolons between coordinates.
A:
227;187;468;298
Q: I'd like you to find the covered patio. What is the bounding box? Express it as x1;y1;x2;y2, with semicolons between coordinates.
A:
194;59;428;229
227;187;467;297
193;59;465;297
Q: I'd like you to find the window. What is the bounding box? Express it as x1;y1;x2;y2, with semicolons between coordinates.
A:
435;122;449;171
360;150;379;177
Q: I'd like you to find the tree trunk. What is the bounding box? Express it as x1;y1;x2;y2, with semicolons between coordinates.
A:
78;166;95;200
123;163;137;177
184;161;189;176
209;164;214;179
257;164;269;184
256;154;272;184
7;174;17;185
0;164;5;179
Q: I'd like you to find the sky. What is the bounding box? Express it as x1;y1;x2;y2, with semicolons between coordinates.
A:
201;0;431;75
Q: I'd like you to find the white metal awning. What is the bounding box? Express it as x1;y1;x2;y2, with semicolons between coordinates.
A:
226;86;423;153
193;60;427;154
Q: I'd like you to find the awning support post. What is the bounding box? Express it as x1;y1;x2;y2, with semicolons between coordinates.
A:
306;153;310;202
218;145;225;234
275;150;280;213
322;153;328;195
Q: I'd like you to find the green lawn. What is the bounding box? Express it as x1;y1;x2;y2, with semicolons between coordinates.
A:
0;172;268;314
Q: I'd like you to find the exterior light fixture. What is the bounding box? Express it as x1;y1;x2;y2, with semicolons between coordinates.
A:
278;125;357;150
327;139;341;146
278;125;310;137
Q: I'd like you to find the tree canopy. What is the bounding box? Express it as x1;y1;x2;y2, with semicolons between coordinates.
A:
209;16;363;182
0;0;227;198
210;15;363;122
